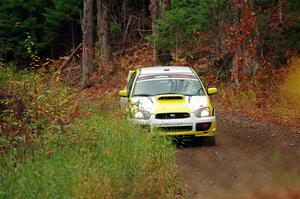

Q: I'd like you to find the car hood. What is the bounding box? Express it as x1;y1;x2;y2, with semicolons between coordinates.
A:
131;95;208;114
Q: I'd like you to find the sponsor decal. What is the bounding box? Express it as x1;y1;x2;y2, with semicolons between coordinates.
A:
138;74;197;81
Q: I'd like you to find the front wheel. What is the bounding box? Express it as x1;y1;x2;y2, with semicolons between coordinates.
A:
203;136;216;146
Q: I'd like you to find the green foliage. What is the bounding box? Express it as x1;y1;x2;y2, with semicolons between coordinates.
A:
0;66;181;198
110;19;122;42
147;0;210;51
255;0;300;67
285;0;300;53
0;0;81;65
0;111;179;198
0;66;74;151
43;0;81;46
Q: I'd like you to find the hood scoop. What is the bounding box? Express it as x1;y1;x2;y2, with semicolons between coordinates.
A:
157;95;184;100
155;94;190;113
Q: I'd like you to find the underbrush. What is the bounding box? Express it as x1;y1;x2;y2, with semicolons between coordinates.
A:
277;57;300;120
0;65;75;152
0;111;180;198
0;65;182;198
212;57;300;131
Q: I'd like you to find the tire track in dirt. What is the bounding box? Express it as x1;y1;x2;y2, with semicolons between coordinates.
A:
176;113;300;199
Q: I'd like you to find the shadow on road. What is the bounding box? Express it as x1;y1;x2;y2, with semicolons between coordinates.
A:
172;136;217;148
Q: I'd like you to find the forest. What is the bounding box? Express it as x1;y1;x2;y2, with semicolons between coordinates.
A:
1;1;299;69
0;0;300;198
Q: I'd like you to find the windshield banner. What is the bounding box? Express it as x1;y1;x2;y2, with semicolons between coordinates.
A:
138;74;197;81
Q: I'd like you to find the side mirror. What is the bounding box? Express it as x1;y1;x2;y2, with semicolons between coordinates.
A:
119;90;128;97
207;88;218;95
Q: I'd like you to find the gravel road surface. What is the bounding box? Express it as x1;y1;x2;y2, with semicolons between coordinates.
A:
176;112;300;199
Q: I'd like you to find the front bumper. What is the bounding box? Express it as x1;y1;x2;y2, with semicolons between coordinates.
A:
129;115;217;137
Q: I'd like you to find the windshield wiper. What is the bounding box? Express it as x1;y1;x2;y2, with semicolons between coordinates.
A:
134;93;152;97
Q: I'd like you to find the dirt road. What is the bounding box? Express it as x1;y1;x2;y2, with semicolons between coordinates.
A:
176;112;300;199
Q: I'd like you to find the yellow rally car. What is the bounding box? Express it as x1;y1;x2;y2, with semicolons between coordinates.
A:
119;66;217;144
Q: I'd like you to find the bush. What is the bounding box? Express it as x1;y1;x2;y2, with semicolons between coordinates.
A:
0;111;181;199
0;65;75;152
0;65;182;198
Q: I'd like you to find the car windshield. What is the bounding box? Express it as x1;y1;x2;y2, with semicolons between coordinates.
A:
133;74;205;97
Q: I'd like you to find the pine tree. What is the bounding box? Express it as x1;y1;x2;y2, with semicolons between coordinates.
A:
0;0;81;65
147;0;209;59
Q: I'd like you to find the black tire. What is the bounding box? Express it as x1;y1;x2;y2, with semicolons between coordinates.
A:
203;136;216;146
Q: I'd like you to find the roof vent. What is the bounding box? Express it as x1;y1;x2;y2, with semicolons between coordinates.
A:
164;69;170;71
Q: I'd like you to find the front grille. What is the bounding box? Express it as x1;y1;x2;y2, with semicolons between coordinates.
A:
155;112;190;119
158;126;193;132
196;122;211;131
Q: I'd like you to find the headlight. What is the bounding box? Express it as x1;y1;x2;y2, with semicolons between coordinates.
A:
194;107;211;118
132;109;151;120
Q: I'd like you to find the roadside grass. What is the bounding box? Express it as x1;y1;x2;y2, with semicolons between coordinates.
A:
0;65;183;199
0;109;181;199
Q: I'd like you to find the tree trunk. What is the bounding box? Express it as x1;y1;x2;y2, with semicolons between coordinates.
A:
232;45;242;86
97;0;112;69
150;0;172;65
82;0;94;88
278;0;283;26
230;0;243;86
230;0;258;85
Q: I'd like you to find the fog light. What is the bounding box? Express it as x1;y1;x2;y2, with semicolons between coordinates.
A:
196;122;212;131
